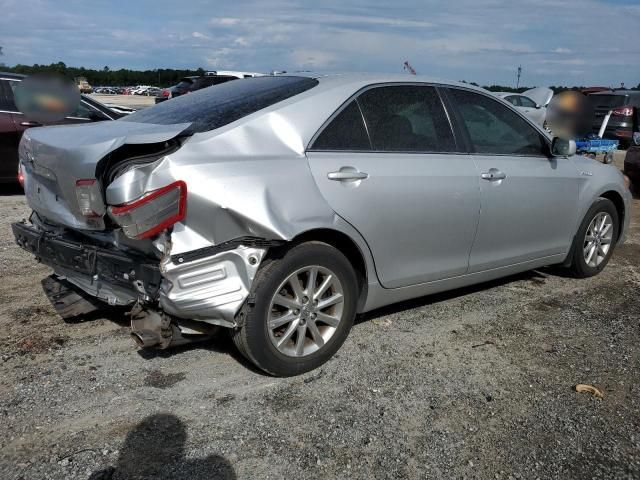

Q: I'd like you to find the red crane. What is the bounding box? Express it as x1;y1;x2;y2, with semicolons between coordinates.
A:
403;61;417;75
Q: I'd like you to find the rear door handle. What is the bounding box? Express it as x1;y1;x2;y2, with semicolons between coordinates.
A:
20;121;42;127
328;170;369;181
480;170;506;181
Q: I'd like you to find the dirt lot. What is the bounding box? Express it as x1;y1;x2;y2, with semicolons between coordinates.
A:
0;159;639;479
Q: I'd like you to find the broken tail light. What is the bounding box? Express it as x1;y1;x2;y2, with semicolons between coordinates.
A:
108;181;187;239
75;179;104;218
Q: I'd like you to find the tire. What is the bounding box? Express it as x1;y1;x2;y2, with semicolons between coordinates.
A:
568;198;619;278
232;242;358;377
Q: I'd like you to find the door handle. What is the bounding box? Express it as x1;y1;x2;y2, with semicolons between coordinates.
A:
20;121;42;127
327;170;369;181
480;170;506;181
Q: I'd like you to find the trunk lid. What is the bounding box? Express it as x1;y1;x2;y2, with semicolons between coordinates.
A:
523;87;554;107
21;120;191;230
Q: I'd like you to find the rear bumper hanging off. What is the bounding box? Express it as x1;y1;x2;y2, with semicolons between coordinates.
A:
12;221;267;328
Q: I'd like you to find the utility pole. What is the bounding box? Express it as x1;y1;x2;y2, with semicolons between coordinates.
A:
516;65;522;89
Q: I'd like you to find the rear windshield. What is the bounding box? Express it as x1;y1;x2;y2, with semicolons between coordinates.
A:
589;94;629;108
122;76;318;132
175;78;194;89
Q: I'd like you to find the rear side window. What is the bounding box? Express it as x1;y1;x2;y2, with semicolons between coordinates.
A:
311;100;370;150
519;96;537;108
448;88;545;156
122;76;318;133
357;85;456;152
0;79;18;111
504;95;520;106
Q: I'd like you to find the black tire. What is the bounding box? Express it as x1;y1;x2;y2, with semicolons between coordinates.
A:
568;198;619;278
232;242;358;377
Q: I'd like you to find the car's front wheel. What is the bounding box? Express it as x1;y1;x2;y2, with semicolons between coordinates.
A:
232;242;358;376
568;198;619;278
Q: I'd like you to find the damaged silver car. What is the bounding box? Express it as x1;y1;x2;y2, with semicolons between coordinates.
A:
12;74;631;376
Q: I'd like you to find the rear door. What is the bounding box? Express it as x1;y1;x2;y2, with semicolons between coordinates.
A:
307;84;480;288
446;87;580;272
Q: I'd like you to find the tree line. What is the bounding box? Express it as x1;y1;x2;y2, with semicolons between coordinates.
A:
1;62;638;92
2;62;207;87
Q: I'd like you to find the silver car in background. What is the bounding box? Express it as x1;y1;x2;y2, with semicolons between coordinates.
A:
12;74;631;376
494;87;554;127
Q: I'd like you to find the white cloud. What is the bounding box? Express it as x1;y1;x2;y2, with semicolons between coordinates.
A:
192;31;211;40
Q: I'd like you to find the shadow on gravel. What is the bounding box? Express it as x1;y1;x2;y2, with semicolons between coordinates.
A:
88;413;236;480
359;269;547;323
136;332;265;375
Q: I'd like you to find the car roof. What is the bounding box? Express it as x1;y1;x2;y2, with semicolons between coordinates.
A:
304;72;486;93
0;72;26;80
493;92;522;98
591;90;640;97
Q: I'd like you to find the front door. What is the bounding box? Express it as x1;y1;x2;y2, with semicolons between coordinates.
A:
307;84;480;288
446;87;580;273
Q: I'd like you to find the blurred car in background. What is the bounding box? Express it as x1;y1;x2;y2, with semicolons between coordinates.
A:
75;76;93;93
0;72;123;183
494;87;553;127
155;70;263;103
588;90;640;149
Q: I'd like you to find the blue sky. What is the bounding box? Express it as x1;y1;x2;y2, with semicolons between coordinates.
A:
1;0;638;87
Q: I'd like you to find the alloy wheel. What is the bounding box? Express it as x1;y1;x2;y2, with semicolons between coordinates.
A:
267;265;345;357
583;212;613;268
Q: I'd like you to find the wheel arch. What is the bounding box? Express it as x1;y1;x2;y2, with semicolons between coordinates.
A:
286;228;369;311
599;190;625;242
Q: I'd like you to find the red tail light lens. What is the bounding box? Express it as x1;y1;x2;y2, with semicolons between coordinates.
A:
612;107;634;116
17;164;25;187
162;89;170;97
108;181;187;239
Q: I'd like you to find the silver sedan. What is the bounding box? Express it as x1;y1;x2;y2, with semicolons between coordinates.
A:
13;74;631;376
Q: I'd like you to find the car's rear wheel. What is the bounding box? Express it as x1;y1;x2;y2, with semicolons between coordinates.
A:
232;242;358;376
568;198;619;278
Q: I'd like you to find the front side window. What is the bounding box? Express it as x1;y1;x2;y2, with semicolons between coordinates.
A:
311;100;370;150
448;88;546;156
357;85;456;152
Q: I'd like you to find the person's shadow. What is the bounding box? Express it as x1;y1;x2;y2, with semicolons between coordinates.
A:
89;413;235;479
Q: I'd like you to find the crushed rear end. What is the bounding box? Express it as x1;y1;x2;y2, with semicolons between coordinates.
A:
13;120;271;349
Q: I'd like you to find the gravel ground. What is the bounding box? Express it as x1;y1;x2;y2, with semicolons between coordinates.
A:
0;160;639;480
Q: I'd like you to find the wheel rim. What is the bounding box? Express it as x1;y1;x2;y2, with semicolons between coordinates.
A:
267;265;345;357
583;212;613;268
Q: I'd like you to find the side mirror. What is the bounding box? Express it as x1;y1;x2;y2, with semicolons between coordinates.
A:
551;137;576;157
535;104;542;109
633;132;640;146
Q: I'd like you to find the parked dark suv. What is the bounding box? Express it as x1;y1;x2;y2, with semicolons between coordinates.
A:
155;71;262;103
588;90;640;149
0;73;122;184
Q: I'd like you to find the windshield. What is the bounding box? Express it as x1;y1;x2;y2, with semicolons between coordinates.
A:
122;76;318;132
